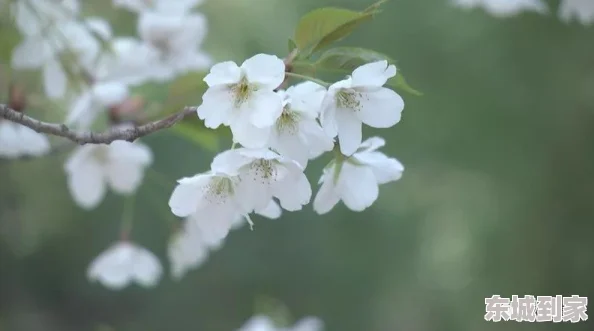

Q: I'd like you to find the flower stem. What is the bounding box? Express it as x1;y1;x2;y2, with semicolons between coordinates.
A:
284;72;330;87
120;194;136;240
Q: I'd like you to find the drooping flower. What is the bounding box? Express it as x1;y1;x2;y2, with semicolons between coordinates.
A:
0;121;50;158
269;82;334;167
237;315;324;331
452;0;548;17
320;60;404;155
168;219;209;280
211;148;312;212
66;82;129;130
87;241;162;290
197;54;285;148
558;0;594;25
136;11;211;81
314;137;403;214
64;140;153;209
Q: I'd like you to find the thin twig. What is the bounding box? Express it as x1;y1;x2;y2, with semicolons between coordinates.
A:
0;105;197;145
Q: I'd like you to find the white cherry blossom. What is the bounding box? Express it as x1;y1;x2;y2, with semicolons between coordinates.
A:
0;121;50;158
95;37;162;86
452;0;548;17
558;0;594;25
66;82;129;130
11;17;112;99
88;241;162;290
168;219;209;280
211;148;312;212
64;140;153;209
270;82;334;167
113;0;203;14
11;0;80;36
314;137;403;214
168;168;249;223
136;11;211;81
197;54;285;148
237;315;324;331
320;60;404;155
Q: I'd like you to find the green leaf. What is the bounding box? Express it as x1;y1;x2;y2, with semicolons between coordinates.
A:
293;0;385;57
170;121;220;152
288;38;297;53
314;47;422;96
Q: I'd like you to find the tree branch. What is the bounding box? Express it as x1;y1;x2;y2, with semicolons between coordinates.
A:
0;105;197;145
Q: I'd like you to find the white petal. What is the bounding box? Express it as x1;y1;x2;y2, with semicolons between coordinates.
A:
85;17;113;40
43;60;67;99
238;315;277;331
87;244;133;290
255;199;282;219
192;215;233;249
203;61;241;86
66;91;94;128
337;163;378;212
108;141;153;166
355;151;404;185
351;60;396;87
356;87;404;128
66;156;107;209
248;90;283;128
230;114;272;149
241;54;285;89
320;91;339;138
271;130;309;168
291;317;325;331
18;126;50;156
313;167;340;215
105;161;145;194
197;86;235;128
358;136;385;152
336;110;362;156
0;122;23;157
93;82;129;107
299;119;334;160
287;81;327;117
272;172;311;211
131;247;162;287
168;174;211;217
11;37;50;69
210;149;253;175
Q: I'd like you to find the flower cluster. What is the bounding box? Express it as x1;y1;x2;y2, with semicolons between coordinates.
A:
452;0;594;23
166;54;406;278
0;0;409;291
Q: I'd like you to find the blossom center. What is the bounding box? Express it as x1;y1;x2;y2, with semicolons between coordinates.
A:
230;76;255;108
247;159;277;184
336;89;362;112
203;177;235;205
92;146;110;165
275;106;301;135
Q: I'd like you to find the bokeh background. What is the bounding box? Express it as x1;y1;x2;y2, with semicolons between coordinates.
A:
1;0;593;330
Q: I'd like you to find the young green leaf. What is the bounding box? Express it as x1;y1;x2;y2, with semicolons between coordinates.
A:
293;0;385;57
288;38;298;53
314;47;422;96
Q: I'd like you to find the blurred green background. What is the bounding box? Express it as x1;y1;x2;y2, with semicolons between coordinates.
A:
1;0;593;330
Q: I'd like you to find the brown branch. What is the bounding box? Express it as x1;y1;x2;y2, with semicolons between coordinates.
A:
0;105;197;145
